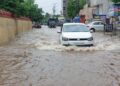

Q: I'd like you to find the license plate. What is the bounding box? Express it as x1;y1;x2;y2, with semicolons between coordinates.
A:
74;42;85;45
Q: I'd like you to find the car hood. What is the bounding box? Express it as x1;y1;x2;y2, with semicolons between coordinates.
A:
62;32;92;38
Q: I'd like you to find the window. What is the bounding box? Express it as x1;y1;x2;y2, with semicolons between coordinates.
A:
93;22;100;25
63;25;89;32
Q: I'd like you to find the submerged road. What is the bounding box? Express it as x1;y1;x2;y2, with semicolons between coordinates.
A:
0;26;120;86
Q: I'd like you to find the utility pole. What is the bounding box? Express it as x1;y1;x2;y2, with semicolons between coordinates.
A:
53;3;57;18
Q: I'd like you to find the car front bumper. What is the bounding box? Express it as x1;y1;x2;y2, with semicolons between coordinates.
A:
61;40;94;46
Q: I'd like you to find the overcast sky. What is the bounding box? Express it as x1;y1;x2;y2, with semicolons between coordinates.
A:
35;0;62;14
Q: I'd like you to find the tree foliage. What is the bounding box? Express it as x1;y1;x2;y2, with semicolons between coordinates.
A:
79;0;86;9
111;0;120;3
67;0;86;18
67;0;76;18
0;0;43;22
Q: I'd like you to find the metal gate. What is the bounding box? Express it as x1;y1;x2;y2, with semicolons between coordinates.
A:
104;24;117;35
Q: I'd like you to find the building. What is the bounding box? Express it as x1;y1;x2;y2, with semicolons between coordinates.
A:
62;0;68;17
90;0;113;15
80;0;113;20
80;4;95;20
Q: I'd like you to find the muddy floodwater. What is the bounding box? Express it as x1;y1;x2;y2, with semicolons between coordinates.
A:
0;26;120;86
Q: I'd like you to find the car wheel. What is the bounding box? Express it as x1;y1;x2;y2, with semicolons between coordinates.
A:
90;28;95;32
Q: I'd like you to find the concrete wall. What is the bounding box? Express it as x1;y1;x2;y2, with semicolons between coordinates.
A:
89;0;113;15
0;17;32;45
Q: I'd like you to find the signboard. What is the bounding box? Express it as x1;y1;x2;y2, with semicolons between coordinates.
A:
108;4;120;16
93;14;106;22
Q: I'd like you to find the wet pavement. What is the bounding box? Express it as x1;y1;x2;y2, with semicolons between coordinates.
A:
0;26;120;86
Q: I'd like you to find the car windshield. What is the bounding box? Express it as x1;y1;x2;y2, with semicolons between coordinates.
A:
48;18;58;22
63;25;89;32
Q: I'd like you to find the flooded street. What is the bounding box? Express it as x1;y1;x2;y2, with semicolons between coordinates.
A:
0;26;120;86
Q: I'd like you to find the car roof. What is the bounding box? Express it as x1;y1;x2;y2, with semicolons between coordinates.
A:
63;23;85;26
92;21;102;22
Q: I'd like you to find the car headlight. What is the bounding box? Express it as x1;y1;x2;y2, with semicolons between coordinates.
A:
88;37;93;41
62;37;68;41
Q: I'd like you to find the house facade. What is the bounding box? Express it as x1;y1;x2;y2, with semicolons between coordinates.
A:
90;0;113;15
80;0;113;20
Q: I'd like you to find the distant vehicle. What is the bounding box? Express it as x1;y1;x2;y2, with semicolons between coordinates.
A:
73;15;86;23
73;16;80;23
58;16;64;26
87;21;104;32
47;18;57;28
58;23;94;46
64;18;72;23
57;19;64;26
32;23;41;28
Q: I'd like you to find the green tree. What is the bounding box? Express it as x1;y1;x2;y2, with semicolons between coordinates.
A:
111;0;120;3
79;0;86;9
20;0;43;22
67;0;76;18
44;13;50;20
0;0;24;16
0;0;44;22
66;0;86;18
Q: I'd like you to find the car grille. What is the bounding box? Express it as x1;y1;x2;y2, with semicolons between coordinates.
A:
79;38;88;40
69;38;78;41
69;38;88;41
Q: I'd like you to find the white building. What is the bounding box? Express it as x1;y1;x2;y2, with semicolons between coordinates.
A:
90;0;113;15
80;0;113;20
